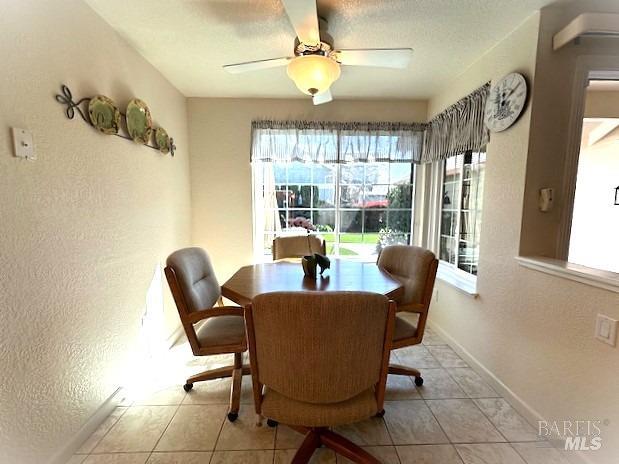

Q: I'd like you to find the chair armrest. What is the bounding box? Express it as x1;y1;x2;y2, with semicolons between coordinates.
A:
186;306;243;324
397;303;426;314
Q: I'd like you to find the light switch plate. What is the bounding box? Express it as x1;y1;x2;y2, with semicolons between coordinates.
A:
595;314;617;346
11;127;35;160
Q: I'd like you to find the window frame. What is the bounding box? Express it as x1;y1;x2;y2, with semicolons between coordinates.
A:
558;64;619;261
252;161;416;261
425;155;483;296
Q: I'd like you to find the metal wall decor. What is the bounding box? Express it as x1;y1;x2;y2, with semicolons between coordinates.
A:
55;85;175;156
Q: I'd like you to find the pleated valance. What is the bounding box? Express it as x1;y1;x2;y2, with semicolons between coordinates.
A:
251;120;425;164
421;83;490;163
251;83;490;165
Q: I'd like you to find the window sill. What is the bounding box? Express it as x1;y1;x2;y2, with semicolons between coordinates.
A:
436;262;479;297
515;256;619;293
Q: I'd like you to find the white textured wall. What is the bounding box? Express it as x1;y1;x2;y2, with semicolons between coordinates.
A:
187;98;427;281
428;11;619;464
0;1;191;462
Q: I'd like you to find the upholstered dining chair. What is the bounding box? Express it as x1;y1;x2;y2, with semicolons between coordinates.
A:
245;291;396;464
376;245;438;387
164;247;249;422
272;234;326;261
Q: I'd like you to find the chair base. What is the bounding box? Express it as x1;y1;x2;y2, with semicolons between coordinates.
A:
389;364;423;386
291;428;381;464
184;353;251;421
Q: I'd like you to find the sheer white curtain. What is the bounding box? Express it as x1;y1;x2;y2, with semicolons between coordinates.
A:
339;123;424;163
251;122;339;163
251;120;424;164
252;162;281;261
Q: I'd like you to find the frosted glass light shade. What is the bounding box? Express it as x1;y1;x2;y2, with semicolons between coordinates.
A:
287;55;341;95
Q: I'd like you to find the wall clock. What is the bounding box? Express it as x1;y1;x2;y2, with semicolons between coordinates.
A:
484;72;527;132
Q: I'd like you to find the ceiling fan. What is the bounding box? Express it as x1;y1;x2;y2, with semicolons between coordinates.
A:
222;0;413;105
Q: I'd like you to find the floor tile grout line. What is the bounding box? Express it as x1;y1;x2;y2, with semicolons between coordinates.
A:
509;441;540;464
421;397;455;447
424;397;508;445
474;397;544;441
426;345;470;370
208;403;232;462
86;451;164;455
467;396;515;444
416;366;467;400
443;366;499;400
380;414;403;464
147;401;185;460
272;426;280;464
419;346;510;444
80;405;130;455
505;442;535;464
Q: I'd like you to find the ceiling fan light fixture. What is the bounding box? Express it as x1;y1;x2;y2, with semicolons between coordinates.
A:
286;55;341;96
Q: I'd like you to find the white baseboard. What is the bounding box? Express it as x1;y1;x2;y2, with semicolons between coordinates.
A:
428;320;592;464
166;323;186;348
48;387;126;464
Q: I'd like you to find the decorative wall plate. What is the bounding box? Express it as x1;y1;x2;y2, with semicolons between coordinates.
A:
88;95;120;135
155;127;170;154
126;99;153;144
484;72;527;132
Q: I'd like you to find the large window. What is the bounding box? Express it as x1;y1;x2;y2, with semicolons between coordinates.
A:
439;151;486;275
253;161;414;259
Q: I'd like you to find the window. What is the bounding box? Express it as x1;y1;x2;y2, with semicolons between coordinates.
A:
439;151;486;276
253;161;414;259
568;114;619;273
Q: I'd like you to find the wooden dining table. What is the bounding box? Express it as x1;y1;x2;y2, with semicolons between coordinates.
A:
221;258;404;306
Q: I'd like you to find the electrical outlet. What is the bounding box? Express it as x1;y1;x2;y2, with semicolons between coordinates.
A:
595;314;617;347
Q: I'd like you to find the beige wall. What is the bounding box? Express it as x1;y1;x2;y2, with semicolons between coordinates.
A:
585;90;619;118
188;98;427;281
428;10;619;464
0;1;191;463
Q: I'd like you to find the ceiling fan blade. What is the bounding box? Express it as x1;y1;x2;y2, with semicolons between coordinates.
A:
312;89;332;105
336;48;413;69
223;57;292;74
281;0;320;45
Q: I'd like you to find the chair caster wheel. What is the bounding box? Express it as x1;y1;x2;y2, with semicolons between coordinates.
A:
227;412;238;422
375;409;385;418
414;376;424;386
266;419;278;427
183;383;194;392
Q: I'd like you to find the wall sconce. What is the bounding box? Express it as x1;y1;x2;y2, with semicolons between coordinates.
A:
615;186;619;205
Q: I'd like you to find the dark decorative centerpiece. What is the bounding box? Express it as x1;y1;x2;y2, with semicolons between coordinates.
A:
301;253;330;279
302;254;318;279
315;253;331;274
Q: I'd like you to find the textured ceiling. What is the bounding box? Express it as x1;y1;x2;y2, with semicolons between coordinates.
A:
85;0;557;99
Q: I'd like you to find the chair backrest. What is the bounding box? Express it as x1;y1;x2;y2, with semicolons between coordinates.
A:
246;291;395;406
377;245;437;309
272;235;326;260
164;247;221;353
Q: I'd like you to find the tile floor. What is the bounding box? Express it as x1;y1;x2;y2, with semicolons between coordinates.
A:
68;325;571;464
